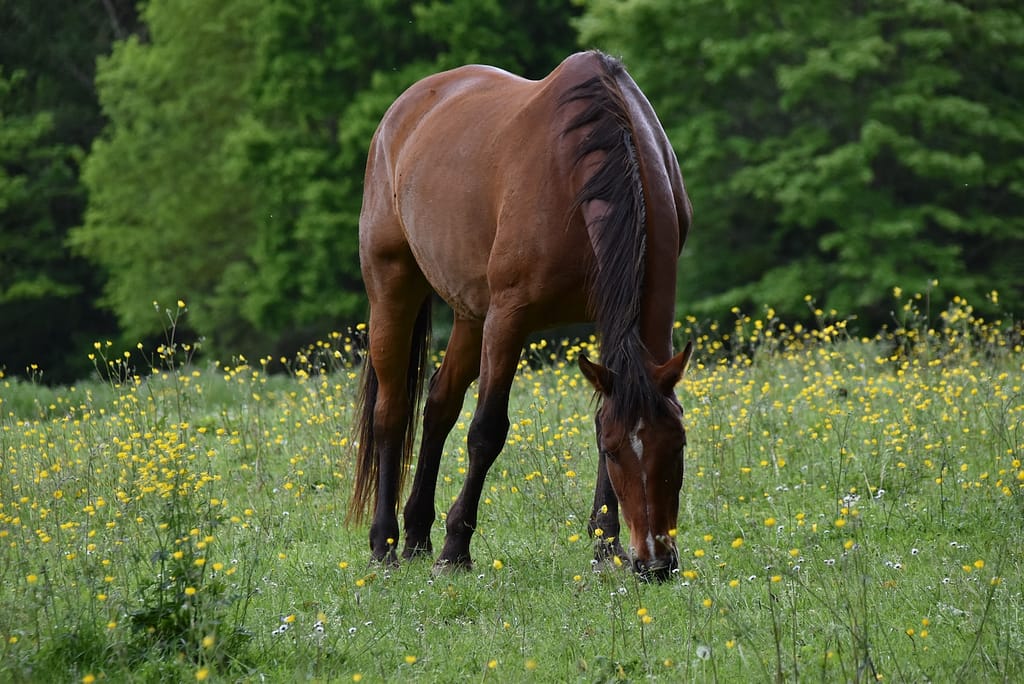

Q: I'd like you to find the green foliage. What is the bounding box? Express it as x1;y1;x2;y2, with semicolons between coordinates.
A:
0;0;137;381
415;0;581;76
578;0;1024;327
222;1;435;340
126;512;251;661
71;0;263;352
0;69;78;304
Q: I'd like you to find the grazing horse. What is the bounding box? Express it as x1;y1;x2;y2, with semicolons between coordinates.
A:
349;50;693;580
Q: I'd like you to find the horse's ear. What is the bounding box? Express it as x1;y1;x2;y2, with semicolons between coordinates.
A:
578;353;613;396
653;340;693;395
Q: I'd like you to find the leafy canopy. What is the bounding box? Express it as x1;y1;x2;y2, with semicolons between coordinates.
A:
578;0;1024;326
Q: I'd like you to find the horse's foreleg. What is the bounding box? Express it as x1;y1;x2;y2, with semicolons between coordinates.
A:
435;321;524;570
403;318;482;559
588;418;626;561
434;395;510;570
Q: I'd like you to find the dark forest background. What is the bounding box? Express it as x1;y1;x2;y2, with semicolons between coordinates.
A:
2;0;1021;381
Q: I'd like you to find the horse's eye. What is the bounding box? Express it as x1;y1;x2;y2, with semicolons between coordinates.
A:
602;449;617;463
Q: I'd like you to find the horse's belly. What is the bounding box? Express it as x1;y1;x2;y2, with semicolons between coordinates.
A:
426;263;491;321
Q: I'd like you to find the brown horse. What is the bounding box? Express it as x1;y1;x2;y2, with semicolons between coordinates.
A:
349;50;693;580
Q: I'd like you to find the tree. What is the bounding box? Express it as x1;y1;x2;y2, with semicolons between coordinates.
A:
0;0;138;381
217;1;438;348
71;0;262;354
414;0;581;77
578;0;1024;325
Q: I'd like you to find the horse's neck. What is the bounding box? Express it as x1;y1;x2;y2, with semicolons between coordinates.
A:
636;229;678;365
635;305;671;366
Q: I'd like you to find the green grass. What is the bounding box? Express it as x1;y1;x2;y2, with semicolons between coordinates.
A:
1;293;1022;682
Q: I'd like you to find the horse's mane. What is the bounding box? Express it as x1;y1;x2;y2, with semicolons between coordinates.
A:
560;51;663;425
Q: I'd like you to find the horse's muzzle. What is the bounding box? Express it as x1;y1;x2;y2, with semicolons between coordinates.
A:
632;554;678;583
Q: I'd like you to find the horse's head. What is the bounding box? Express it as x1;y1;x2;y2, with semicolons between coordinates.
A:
579;341;693;581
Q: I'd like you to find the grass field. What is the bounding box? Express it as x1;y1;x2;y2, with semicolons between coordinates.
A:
1;293;1022;682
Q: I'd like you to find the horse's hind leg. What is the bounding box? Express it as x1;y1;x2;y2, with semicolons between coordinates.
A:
362;254;431;564
403;318;483;559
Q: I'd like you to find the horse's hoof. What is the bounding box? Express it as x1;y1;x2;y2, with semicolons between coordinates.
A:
593;540;626;563
369;549;399;568
432;556;472;575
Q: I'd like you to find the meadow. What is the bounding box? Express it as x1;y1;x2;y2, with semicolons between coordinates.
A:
1;291;1021;683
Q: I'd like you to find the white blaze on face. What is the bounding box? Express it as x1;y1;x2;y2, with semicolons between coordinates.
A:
629;419;644;460
628;420;655;562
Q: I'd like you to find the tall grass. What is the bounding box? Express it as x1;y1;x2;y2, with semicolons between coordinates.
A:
0;291;1021;682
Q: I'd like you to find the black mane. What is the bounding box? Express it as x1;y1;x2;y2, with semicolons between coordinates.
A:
560;52;663;425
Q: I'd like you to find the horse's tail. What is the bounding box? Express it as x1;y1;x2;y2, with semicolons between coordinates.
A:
347;297;433;524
